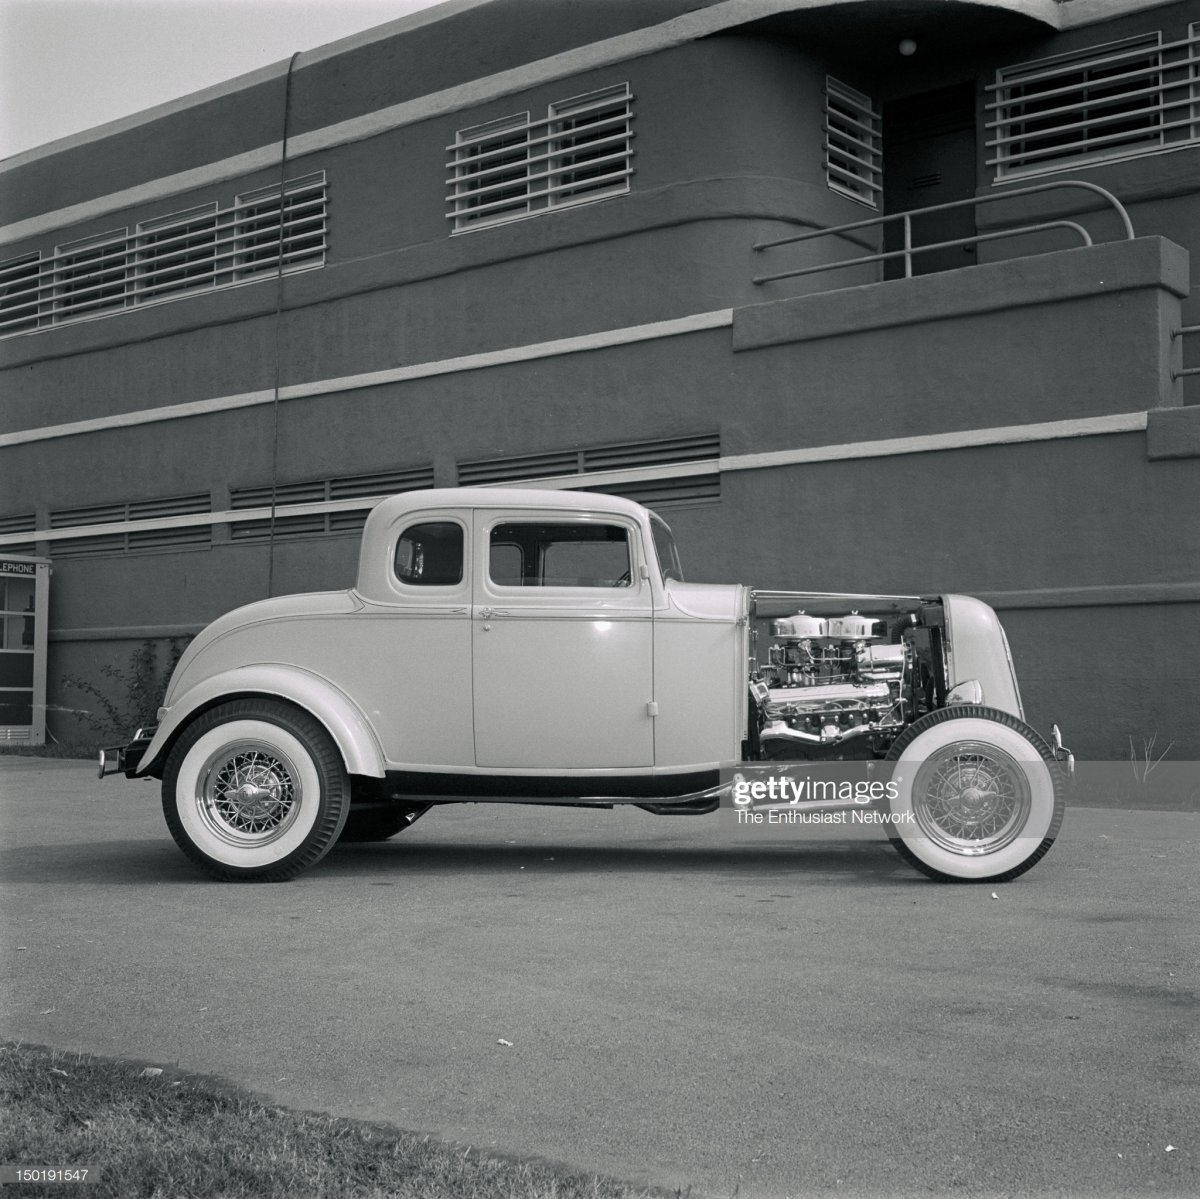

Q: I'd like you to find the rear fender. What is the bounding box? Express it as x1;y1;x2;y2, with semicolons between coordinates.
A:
134;664;386;779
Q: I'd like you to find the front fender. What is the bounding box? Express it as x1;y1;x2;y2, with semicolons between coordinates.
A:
134;664;386;778
941;594;1024;720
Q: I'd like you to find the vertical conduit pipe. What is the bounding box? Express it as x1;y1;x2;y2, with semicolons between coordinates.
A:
266;51;301;598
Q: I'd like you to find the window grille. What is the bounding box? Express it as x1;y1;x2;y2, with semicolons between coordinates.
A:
987;29;1200;177
229;466;435;542
0;173;326;338
825;78;882;207
447;84;633;231
232;177;327;280
0;254;42;334
53;230;129;321
48;494;211;558
134;205;220;303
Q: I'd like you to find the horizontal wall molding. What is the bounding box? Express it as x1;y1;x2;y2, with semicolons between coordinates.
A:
978;581;1200;610
1;411;1149;549
716;412;1148;472
0;0;1062;248
0;309;735;448
49;623;208;643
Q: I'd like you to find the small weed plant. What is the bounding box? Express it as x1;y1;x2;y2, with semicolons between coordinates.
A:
59;638;189;742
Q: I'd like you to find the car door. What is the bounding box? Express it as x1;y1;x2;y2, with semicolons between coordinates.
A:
346;512;475;769
471;508;655;770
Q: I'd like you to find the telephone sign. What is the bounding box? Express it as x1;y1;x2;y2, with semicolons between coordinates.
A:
1;556;49;746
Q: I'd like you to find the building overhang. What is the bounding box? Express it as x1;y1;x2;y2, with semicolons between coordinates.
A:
0;0;1119;176
0;0;1181;245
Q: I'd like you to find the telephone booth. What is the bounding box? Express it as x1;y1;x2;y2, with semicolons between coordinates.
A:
1;555;50;746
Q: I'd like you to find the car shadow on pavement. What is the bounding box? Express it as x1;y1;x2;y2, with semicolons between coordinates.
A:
326;838;920;885
0;837;922;886
0;839;196;885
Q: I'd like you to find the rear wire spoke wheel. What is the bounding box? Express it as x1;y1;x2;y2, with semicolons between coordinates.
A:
883;706;1064;883
162;700;350;881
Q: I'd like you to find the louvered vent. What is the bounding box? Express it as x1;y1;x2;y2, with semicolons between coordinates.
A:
0;512;38;556
329;466;435;499
583;433;719;472
457;450;580;486
458;433;719;489
230;467;435;541
586;475;720;508
48;493;211;558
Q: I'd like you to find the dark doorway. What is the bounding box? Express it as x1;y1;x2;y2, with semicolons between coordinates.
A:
883;83;978;278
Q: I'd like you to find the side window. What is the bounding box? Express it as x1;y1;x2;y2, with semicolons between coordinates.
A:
489;540;523;586
489;522;631;588
394;521;464;586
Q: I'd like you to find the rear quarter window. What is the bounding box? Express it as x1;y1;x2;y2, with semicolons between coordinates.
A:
394;521;464;586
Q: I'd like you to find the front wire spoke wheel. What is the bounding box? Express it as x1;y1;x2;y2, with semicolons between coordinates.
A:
884;707;1064;883
912;743;1030;856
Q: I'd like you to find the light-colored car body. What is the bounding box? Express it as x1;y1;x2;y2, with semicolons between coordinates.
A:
102;488;1070;883
137;489;749;784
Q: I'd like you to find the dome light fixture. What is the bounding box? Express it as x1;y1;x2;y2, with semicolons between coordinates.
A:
898;38;917;56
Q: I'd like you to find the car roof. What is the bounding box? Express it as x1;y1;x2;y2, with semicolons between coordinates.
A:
364;487;651;524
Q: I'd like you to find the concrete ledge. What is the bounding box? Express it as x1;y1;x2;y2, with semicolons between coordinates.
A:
1147;404;1200;460
734;237;1191;350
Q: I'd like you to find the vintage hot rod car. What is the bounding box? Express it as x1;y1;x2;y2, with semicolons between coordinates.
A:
101;488;1071;883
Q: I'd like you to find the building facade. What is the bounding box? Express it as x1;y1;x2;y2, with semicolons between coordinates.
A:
1;0;1197;759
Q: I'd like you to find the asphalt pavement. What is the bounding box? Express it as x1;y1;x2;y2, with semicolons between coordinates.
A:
1;758;1197;1198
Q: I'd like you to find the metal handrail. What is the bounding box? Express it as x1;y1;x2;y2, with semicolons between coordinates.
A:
752;180;1135;286
1172;325;1200;380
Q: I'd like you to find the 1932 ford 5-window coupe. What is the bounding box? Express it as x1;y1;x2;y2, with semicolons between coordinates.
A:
101;488;1071;883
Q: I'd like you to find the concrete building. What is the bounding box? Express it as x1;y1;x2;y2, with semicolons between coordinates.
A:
1;0;1197;758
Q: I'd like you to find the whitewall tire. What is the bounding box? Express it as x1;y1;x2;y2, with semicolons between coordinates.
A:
883;707;1064;883
162;700;350;881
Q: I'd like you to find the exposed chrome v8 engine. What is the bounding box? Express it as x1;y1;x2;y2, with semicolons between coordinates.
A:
757;611;911;757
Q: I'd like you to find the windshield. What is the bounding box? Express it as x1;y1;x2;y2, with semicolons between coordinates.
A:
649;512;684;583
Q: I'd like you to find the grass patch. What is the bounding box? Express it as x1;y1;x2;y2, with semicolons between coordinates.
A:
1;1043;667;1199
